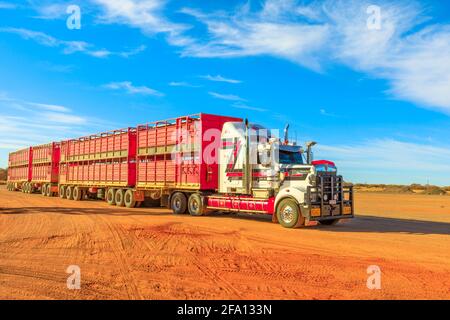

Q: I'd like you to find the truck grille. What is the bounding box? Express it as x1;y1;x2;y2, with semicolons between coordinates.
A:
317;174;343;203
307;174;354;218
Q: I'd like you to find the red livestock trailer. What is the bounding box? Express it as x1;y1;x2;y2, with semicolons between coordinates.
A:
134;113;241;207
6;147;32;192
58;127;137;202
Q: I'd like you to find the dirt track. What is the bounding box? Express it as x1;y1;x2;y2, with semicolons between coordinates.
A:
0;186;449;300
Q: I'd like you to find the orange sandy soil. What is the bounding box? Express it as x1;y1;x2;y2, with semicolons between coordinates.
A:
0;186;449;300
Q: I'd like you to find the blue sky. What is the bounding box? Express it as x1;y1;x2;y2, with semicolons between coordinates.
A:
0;0;450;185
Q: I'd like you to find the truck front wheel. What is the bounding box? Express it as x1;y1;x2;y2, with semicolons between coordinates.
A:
171;192;187;214
276;199;305;228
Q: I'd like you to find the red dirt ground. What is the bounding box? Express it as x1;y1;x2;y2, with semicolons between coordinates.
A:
0;186;449;299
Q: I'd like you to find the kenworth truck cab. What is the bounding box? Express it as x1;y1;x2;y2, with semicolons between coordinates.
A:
213;120;354;228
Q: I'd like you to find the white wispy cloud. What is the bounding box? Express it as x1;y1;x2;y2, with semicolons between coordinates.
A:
31;2;69;19
200;74;242;84
0;27;146;58
104;81;164;96
0;1;15;9
317;139;450;185
176;0;450;113
320;109;338;117
169;81;201;88
209;91;246;102
93;0;192;46
28;102;71;113
232;102;267;112
0;94;112;166
17;0;450;114
179;3;328;71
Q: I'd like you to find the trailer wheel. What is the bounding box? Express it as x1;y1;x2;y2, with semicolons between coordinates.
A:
46;185;54;197
106;189;116;205
73;187;82;201
319;219;340;226
115;189;125;207
59;185;66;199
124;189;136;208
276;199;305;228
66;186;74;200
188;193;206;216
171;192;187;214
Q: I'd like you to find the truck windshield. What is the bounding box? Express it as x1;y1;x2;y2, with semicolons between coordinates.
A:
279;151;304;164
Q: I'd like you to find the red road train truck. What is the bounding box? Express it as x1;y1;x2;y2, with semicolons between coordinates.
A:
6;113;354;228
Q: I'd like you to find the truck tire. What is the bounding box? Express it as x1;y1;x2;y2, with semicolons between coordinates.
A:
319;219;340;226
124;189;136;208
106;189;116;205
46;185;53;197
66;186;74;200
73;187;82;201
188;193;206;216
41;184;47;196
115;189;125;207
171;192;187;214
276;199;305;228
59;185;66;199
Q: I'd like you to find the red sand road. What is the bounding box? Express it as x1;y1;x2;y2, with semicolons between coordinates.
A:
0;186;449;299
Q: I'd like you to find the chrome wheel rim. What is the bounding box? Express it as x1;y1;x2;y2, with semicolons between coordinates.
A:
281;205;295;224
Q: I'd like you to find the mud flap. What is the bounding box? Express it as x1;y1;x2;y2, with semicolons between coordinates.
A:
271;213;278;223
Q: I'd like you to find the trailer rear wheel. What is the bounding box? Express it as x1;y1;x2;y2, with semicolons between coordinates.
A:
66;186;74;200
59;185;66;199
276;199;305;228
106;189;116;205
188;193;206;216
73;187;82;201
115;189;125;207
124;189;136;208
319;219;340;226
46;185;54;197
171;192;187;214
